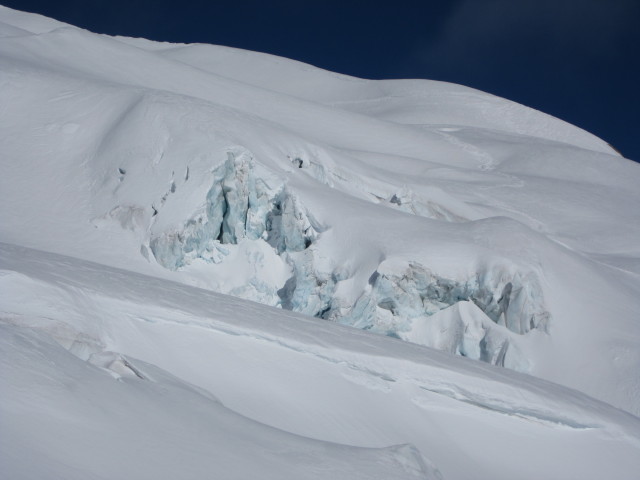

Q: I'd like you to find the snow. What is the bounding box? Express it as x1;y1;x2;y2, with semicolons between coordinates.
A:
2;243;640;480
1;323;439;480
1;5;640;479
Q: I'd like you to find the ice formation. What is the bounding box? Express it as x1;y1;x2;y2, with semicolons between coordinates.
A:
148;151;549;371
334;261;547;370
150;149;319;270
361;261;549;335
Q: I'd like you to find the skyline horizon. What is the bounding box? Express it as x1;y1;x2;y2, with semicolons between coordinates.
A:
3;0;638;161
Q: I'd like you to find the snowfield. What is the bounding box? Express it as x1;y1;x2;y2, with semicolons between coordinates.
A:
1;6;639;479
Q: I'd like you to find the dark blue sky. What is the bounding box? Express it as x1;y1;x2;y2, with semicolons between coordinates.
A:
5;0;639;161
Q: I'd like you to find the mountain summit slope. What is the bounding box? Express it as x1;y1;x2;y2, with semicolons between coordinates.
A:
1;6;640;479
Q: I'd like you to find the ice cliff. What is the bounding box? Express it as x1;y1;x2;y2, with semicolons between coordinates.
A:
150;149;319;270
149;150;549;371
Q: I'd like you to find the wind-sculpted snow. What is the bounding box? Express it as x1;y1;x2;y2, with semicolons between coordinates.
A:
2;243;639;480
0;322;442;480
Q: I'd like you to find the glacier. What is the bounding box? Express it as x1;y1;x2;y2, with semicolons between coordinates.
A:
2;6;640;480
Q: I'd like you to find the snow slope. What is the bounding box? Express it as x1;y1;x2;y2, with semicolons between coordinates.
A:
1;322;436;480
2;243;640;480
1;6;640;479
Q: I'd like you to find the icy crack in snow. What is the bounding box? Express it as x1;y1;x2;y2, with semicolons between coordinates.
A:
124;309;586;432
0;315;146;381
415;385;599;430
89;351;148;380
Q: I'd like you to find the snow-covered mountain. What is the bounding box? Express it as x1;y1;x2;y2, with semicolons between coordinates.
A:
1;6;639;479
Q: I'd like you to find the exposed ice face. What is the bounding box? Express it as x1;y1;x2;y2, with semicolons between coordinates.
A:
150;149;318;271
339;261;548;335
399;300;528;371
148;149;549;372
329;260;547;370
278;248;341;318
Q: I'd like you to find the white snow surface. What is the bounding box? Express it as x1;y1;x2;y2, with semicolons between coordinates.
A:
1;6;640;479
